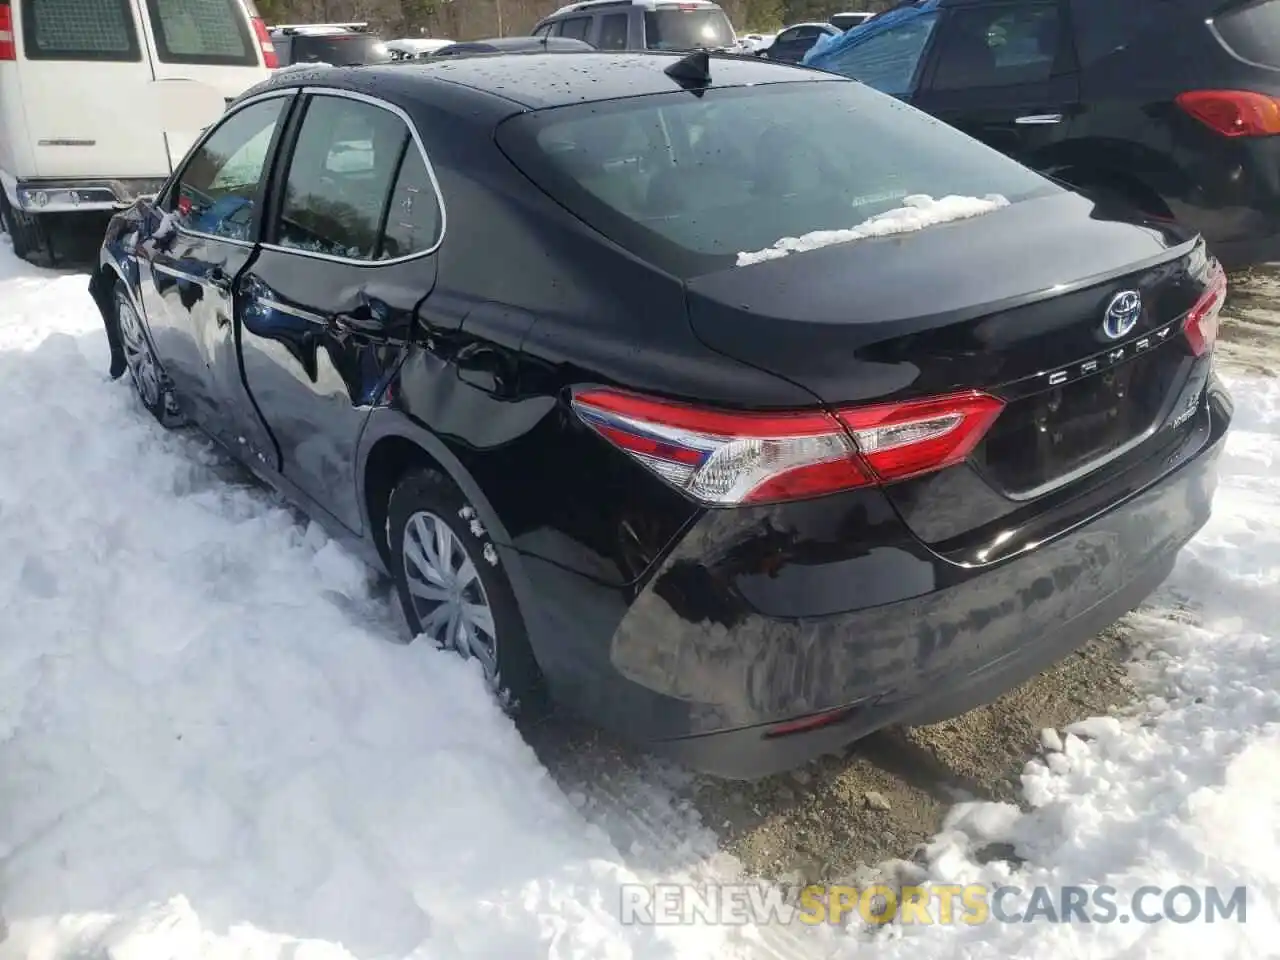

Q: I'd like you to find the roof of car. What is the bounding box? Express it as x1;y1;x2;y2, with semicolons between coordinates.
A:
252;50;838;111
440;36;593;51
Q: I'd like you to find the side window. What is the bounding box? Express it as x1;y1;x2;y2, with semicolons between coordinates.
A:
19;0;141;61
598;12;629;49
380;146;443;259
1068;0;1157;66
144;0;256;66
793;26;822;41
170;96;286;240
533;22;552;37
931;3;1061;91
775;27;798;44
274;95;408;261
821;13;939;96
558;16;591;41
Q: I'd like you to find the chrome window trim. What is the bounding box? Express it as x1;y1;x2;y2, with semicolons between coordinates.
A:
164;88;301;250
257;86;449;267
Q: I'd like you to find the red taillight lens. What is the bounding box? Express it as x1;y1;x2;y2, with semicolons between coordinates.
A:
1175;89;1280;137
1184;258;1228;357
569;387;1004;506
251;17;278;68
0;1;16;61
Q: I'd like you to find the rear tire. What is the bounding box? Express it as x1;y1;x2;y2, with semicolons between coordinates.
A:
114;287;182;427
0;192;57;268
386;468;545;716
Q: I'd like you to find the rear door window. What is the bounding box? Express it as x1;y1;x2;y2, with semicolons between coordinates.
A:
1212;0;1280;69
273;95;409;260
643;7;735;49
930;2;1062;90
380;146;443;259
19;0;141;61
145;0;256;65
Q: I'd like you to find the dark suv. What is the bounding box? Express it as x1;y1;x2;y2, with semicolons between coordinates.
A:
806;0;1280;268
531;0;737;52
270;23;393;67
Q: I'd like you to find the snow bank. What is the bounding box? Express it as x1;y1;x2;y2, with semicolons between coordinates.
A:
736;194;1010;266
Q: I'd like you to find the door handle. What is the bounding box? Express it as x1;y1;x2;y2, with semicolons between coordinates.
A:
328;304;385;338
1015;114;1064;125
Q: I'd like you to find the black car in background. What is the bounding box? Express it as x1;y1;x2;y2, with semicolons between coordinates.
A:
269;23;393;66
429;36;595;57
756;22;841;63
807;0;1280;269
91;52;1230;779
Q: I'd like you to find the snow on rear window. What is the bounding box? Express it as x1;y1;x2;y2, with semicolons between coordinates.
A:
736;193;1010;266
20;0;140;60
498;81;1055;275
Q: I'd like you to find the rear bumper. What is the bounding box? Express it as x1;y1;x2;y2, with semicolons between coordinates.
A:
589;378;1231;779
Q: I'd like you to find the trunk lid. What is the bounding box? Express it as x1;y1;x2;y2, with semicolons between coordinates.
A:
685;192;1215;557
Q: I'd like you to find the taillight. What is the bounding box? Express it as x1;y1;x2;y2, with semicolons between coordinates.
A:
569;387;1004;506
1175;90;1280;137
1184;258;1228;357
0;0;16;61
251;17;278;68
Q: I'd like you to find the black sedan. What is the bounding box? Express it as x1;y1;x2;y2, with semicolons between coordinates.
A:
90;51;1232;779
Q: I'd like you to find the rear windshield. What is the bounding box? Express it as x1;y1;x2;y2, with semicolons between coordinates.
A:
1213;0;1280;68
19;0;141;61
496;80;1057;277
145;0;257;65
644;7;735;50
291;33;390;65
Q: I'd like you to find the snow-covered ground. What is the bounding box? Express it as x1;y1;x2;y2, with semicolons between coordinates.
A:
0;234;1277;959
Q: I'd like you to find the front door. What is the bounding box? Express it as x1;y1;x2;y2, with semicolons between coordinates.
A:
912;1;1079;165
238;91;444;533
137;91;290;462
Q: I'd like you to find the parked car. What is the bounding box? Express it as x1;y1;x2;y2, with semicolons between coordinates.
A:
756;22;840;62
736;32;776;53
385;38;454;60
830;11;876;29
0;0;273;266
531;0;737;52
90;50;1231;780
269;22;391;67
805;0;1280;269
428;36;595;57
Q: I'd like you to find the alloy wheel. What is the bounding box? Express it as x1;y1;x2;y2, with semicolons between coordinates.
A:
402;509;499;684
116;295;162;409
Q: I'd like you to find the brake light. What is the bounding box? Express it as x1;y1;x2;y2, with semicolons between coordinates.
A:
1184;258;1228;357
0;1;16;61
569;387;1004;506
251;17;278;68
1175;90;1280;137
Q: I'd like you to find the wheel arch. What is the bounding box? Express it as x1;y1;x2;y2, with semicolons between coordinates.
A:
356;410;550;668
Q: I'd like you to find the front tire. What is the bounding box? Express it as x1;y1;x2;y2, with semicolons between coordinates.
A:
387;469;544;716
114;288;182;427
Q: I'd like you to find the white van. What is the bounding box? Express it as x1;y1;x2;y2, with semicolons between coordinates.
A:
0;0;275;264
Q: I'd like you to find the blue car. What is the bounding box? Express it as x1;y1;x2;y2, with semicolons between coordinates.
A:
803;0;941;96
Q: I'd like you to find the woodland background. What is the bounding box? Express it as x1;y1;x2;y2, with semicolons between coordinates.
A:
259;0;901;44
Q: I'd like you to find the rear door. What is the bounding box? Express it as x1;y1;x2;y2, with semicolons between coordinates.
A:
237;91;442;532
134;0;271;169
11;0;166;178
912;0;1080;164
